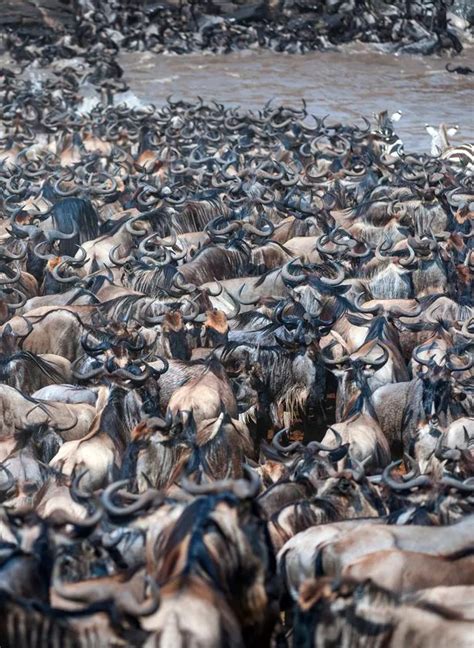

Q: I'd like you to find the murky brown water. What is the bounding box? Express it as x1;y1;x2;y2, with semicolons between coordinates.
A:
119;45;474;152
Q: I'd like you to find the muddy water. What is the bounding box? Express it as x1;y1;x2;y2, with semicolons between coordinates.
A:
120;45;474;152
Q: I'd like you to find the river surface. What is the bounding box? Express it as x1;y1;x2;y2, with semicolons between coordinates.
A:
119;45;474;152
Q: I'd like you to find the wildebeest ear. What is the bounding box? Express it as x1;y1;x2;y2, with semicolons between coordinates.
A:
329;443;350;463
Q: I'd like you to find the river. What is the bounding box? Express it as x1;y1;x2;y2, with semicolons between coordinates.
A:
119;44;474;152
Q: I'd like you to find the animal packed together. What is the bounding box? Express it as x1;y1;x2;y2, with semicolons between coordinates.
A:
3;0;471;61
0;63;473;646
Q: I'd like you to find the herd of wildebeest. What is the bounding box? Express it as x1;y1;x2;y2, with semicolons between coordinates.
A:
4;0;471;61
0;61;473;646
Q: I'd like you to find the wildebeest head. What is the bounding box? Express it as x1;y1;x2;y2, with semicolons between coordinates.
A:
221;339;326;428
169;408;254;480
419;364;462;423
155;474;279;644
41;257;70;295
29;423;64;463
322;340;389;419
202;308;229;347
0;323;19;354
270;429;349;487
162;311;192;360
315;461;387;519
226;350;268;417
294;578;397;648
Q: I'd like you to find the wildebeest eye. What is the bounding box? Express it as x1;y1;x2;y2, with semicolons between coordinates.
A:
338;478;352;492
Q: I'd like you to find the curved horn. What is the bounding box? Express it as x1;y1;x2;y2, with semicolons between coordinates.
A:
51;407;79;432
446;351;473;373
33;240;55;261
6;287;27;311
0;266;21;285
281;259;307;285
307;427;343;453
222;288;241;319
81;332;110;357
111;365;151;383
181;464;260;499
318;262;345;286
320;341;350;367
358;344;389;370
399;243;416;267
0;464;15;496
402;452;420;481
51;262;79;284
388;301;422;319
108;245;135;267
48;505;102;530
347;455;370;482
72;362;104;381
375;239;393;261
44;225;78;243
413;345;436;368
172;271;197;294
242;219;275;238
440;476;474;493
382;460;432;491
0;240;27;261
102;480;164;517
353;293;382;315
237;283;260;306
71;469;92;501
180;298;200;322
271;428;302;454
125;216;148;237
149;356;169;376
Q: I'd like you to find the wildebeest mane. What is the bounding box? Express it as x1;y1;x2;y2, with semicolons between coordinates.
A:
362;316;398;349
98;294;149;321
51;197;99;256
184;246;252;283
64;286;101;306
176;197;227;234
99;386;129;451
98;213;133;236
120;437;147;485
126;264;177;296
157;494;237;584
220;340;285;359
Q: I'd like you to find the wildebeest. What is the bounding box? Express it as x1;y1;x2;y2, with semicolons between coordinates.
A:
0;72;472;648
